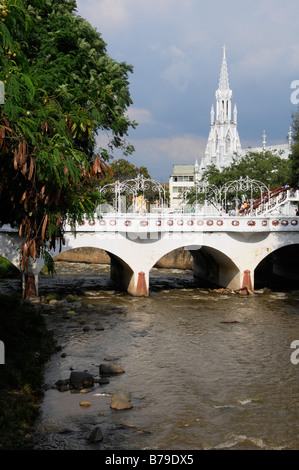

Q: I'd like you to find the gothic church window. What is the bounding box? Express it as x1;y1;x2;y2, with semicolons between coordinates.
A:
226;133;231;152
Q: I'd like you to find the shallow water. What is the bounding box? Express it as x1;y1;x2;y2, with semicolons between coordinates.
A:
2;264;299;450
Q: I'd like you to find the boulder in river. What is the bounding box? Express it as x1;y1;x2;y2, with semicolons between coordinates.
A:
70;371;94;390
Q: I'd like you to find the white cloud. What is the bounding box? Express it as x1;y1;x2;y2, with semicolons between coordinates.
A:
132;135;206;164
156;135;206;162
161;61;193;92
77;0;131;31
126;134;207;181
150;43;193;92
126;107;153;124
235;47;285;79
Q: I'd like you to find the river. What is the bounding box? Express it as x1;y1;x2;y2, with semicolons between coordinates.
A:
2;262;299;450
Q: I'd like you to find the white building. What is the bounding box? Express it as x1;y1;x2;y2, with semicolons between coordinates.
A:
169;46;292;208
169;161;200;208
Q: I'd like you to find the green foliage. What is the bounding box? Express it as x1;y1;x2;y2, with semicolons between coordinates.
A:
98;158;165;207
291;108;299;143
42;250;56;276
186;150;292;207
0;295;56;390
109;158;151;182
288;143;299;187
0;294;57;449
0;0;136;267
289;107;299;186
0;256;20;278
202;151;291;188
22;0;136;159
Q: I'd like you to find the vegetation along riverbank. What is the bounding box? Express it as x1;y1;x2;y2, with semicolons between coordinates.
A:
0;294;57;450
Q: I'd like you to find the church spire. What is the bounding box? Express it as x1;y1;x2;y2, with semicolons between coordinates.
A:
201;46;241;174
215;45;232;122
219;45;230;91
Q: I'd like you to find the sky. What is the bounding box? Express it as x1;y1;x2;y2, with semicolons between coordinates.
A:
76;0;299;182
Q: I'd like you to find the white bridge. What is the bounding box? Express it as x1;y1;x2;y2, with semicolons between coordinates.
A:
1;177;299;297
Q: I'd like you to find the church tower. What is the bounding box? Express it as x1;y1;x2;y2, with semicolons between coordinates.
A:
200;46;242;173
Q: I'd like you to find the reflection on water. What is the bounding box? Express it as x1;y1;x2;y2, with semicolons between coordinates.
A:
2;264;299;450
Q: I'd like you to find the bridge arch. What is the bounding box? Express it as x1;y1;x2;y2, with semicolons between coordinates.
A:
149;239;239;291
191;246;240;289
49;233;145;296
255;243;299;289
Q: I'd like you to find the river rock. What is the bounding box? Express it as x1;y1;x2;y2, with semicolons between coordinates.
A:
70;371;94;390
113;389;131;401
55;379;69;392
88;426;103;442
110;397;133;410
55;379;69;387
110;389;132;410
99;377;110;385
99;363;125;375
79;401;91;407
71;301;83;309
104;356;120;361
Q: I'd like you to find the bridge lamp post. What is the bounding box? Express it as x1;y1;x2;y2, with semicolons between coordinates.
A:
114;180;127;214
221;176;270;216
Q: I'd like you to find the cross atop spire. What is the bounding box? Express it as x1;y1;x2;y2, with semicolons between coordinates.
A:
219;44;230;91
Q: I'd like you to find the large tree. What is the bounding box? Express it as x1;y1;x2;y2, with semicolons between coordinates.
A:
0;0;136;271
289;107;299;187
288;143;299;187
202;150;291;189
101;158;151;184
186;150;291;207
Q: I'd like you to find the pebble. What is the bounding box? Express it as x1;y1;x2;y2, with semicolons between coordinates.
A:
79;401;91;407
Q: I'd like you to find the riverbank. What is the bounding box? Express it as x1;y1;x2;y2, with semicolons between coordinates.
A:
0;295;57;450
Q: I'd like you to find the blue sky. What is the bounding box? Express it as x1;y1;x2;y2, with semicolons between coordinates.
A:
76;0;299;182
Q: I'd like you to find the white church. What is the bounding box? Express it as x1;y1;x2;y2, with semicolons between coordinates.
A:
169;46;292;208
